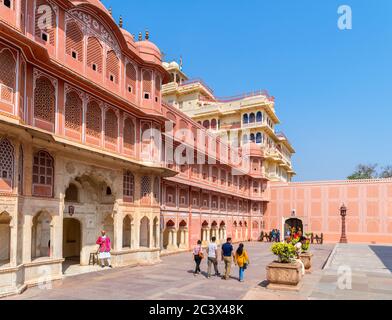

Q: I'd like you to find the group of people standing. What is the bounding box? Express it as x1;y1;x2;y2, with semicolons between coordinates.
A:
193;237;250;282
260;229;281;242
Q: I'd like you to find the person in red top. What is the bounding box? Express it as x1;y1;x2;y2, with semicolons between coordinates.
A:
96;230;112;268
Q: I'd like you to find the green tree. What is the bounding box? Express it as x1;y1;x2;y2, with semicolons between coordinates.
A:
347;164;378;180
380;166;392;178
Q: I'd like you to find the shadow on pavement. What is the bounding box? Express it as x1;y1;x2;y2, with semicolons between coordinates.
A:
369;245;392;272
258;280;269;288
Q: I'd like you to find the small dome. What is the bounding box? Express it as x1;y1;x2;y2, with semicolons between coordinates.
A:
135;40;161;55
169;61;180;69
121;28;134;44
162;62;170;68
135;40;162;64
72;0;111;16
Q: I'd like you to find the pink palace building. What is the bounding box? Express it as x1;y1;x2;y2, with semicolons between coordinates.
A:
0;0;391;297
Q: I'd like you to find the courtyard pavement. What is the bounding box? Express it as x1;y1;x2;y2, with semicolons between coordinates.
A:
245;244;392;300
3;242;392;300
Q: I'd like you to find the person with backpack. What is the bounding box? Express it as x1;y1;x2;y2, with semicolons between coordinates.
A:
192;240;204;276
235;243;249;282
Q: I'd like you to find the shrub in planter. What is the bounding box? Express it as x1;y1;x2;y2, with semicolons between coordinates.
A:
299;239;313;272
271;242;296;263
267;243;303;290
301;239;310;252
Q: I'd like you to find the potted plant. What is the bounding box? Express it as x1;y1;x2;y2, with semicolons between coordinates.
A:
266;243;304;291
299;238;313;273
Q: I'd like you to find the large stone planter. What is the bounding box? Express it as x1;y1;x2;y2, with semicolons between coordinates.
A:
266;261;303;291
300;252;313;273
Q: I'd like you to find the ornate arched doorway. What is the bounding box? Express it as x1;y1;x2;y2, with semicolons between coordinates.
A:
63;218;82;263
284;218;304;238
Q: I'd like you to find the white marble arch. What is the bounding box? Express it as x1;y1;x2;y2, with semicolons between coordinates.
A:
0;211;11;266
139;216;150;248
31;210;53;260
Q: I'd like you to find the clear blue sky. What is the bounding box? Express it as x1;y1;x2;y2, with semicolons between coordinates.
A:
103;0;392;181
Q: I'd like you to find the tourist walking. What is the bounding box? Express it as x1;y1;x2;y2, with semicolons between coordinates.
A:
221;237;235;280
207;237;220;278
193;240;204;275
96;230;112;268
235;243;249;282
276;229;281;242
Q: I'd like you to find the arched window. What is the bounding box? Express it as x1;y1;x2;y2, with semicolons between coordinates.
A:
35;0;56;46
179;188;188;206
166;186;176;205
140;217;150;247
155;75;161;103
122;215;132;248
87;37;103;73
34;76;55;126
65;91;82;132
141;176;151;204
202;120;210;129
31;211;52;259
86;101;102;139
18;145;23;195
211;119;217;130
256;111;263;123
19;60;26;120
106;50;119;84
125;63;137;96
123;117;135;150
153;177;160;203
123;171;134;202
142;70;152;100
250;133;255;143
0;138;14;191
32;151;54;198
65;22;83;62
65;183;78;202
243;114;249;124
102;215;114;248
105;109;118;144
0;49;16;105
21;0;26;33
256;132;262;144
0;212;11;266
249;113;255;123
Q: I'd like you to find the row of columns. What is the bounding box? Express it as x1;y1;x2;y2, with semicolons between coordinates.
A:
201;227;227;245
166;227;189;251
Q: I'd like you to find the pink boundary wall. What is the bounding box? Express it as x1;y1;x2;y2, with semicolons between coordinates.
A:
265;179;392;244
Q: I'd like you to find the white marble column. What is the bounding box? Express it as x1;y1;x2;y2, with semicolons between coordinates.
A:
130;222;135;249
134;220;140;249
167;228;178;251
155;222;160;248
179;228;188;249
149;219;154;249
113;214;122;251
22;215;32;263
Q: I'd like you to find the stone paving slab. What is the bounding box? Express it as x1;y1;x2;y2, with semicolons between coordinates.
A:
8;242;392;300
3;242;333;300
244;244;392;300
